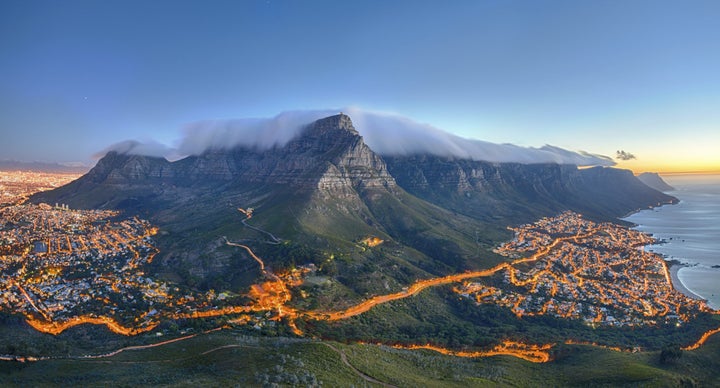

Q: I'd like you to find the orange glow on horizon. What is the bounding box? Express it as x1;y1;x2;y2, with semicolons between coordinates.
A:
616;158;720;175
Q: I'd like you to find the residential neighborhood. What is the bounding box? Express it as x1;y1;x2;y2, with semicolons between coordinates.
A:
457;212;708;327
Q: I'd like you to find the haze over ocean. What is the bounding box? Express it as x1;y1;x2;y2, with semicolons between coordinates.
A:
624;174;720;309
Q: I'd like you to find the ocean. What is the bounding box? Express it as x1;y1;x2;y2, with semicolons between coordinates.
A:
623;174;720;309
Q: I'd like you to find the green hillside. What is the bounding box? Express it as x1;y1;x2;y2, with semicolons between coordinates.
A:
1;327;718;386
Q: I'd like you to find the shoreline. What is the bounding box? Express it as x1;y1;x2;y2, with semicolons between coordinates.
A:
620;207;646;220
669;264;706;301
619;198;679;222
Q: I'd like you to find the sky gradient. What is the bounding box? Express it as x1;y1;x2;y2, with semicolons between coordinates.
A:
1;0;719;173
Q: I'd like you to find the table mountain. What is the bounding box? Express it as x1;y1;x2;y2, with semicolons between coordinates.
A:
31;114;677;296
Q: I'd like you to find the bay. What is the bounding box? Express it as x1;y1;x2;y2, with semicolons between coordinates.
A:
623;174;720;309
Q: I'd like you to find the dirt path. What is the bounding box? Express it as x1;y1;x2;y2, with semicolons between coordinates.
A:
238;208;282;244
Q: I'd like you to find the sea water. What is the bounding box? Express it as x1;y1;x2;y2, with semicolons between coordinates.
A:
623;174;720;309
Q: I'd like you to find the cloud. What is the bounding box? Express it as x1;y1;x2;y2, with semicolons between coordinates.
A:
95;108;616;167
176;110;330;156
615;150;636;161
93;140;174;160
346;109;615;166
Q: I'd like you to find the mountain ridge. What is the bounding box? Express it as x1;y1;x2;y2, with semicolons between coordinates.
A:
79;114;394;192
30;114;677;293
385;155;677;224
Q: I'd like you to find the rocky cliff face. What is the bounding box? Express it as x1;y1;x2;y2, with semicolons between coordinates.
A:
82;114;395;195
307;115;396;193
36;113;674;221
384;155;580;195
251;113;395;192
86;152;174;183
384;155;677;222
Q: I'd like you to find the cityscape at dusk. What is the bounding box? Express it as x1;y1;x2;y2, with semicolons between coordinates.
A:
2;1;720;385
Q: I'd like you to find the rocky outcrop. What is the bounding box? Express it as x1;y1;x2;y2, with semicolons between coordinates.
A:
32;114;397;209
87;152;173;183
384;155;580;196
176;114;396;192
637;172;675;192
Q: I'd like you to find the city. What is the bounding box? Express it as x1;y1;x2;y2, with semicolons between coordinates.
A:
456;212;709;328
0;171;311;336
0;201;165;335
0;170;81;206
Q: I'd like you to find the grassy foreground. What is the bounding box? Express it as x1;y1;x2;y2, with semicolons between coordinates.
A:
0;328;718;386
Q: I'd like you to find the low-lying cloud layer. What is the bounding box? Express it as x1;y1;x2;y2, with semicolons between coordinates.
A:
177;111;332;156
101;108;615;167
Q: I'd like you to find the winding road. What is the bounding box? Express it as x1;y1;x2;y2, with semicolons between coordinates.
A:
307;228;599;321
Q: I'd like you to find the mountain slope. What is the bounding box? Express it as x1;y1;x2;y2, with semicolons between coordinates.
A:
31;115;497;298
384;155;677;225
31;114;676;297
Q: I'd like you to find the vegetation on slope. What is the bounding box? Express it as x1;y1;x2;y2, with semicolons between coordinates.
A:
1;327;719;386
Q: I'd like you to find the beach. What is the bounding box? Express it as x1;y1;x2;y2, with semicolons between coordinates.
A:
623;174;720;310
669;264;705;301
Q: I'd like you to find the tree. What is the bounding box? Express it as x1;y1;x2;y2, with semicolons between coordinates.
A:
659;346;682;365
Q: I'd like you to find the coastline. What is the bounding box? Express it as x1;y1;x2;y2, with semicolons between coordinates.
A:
619;197;680;223
620;207;646;220
669;264;706;301
627;177;720;310
623;197;703;301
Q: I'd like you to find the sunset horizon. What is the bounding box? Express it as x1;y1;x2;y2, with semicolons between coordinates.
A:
2;1;720;385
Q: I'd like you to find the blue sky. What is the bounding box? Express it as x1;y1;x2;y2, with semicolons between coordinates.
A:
1;0;719;172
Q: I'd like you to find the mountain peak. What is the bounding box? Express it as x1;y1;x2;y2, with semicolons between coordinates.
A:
306;113;359;136
63;114;394;193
